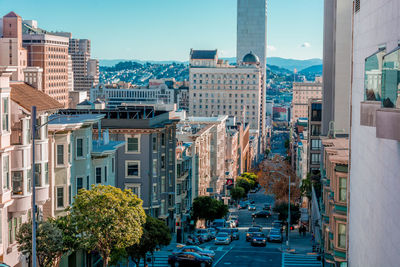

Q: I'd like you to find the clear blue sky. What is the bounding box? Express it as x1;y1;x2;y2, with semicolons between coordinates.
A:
1;0;323;61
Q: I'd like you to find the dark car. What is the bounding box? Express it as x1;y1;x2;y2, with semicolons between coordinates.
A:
267;229;283;243
252;210;271;218
238;201;248;209
251;232;267;247
173;246;215;258
168;252;213;267
229;228;240;240
246;227;263;241
263;203;272;211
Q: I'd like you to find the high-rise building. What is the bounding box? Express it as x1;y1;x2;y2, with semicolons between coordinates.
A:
349;0;400;266
189;49;264;132
237;0;267;71
69;38;99;91
291;77;323;123
0;12;27;81
22;20;69;107
321;0;352;136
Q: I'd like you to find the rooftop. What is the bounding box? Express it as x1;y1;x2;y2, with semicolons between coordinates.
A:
92;140;125;156
48;113;105;127
10;82;63;112
4;11;20;18
190;50;217;60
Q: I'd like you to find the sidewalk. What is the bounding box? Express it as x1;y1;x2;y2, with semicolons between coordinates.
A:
280;231;316;254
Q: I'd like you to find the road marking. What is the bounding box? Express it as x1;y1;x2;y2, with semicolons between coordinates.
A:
213;245;235;266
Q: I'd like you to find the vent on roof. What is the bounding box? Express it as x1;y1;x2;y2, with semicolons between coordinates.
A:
355;0;360;13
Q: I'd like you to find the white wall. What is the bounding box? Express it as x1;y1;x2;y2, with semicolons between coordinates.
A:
349;0;400;266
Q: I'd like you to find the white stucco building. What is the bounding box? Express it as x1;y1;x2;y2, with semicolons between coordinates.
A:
349;0;400;266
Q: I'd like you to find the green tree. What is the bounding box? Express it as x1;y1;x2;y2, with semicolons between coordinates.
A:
17;220;64;267
236;177;255;194
273;201;301;224
126;216;172;266
230;186;245;201
71;185;146;267
300;176;312;200
192;196;228;224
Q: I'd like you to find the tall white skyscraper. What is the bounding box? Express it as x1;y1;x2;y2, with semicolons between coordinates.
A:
237;0;267;70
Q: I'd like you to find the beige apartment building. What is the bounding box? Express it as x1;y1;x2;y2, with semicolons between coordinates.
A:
291;77;322;123
0;12;27;81
22;19;69;107
189;50;265;133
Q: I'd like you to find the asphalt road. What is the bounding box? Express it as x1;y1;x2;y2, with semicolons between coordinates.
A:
197;190;283;267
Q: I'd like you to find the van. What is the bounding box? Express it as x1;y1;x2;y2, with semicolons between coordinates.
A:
212;219;226;230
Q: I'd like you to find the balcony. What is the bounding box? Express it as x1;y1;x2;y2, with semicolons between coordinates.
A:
360;101;381;127
9;194;31;215
35;186;49;205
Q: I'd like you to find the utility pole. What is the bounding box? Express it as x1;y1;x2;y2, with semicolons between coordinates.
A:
31;106;37;267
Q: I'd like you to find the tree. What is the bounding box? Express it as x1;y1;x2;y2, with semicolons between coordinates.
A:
126;216;172;266
17;220;64;267
236;177;255;194
230;186;245;201
273;201;301;224
192;196;228;224
71;185;146;267
50;213;82;254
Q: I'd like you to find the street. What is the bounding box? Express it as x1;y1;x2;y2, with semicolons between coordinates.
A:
197;189;283;267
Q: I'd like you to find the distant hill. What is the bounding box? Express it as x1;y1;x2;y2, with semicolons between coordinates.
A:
267;64;292;75
99;57;322;72
299;64;323;75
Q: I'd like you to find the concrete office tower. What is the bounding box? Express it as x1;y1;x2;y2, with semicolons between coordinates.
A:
349;0;400;266
69;38;99;91
291;77;323;123
0;12;27;81
321;0;352;136
237;0;267;70
67;55;74;91
22;20;69;107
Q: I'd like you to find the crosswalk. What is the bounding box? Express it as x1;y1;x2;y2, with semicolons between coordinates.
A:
282;253;322;267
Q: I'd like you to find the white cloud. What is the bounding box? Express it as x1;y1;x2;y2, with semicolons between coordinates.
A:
267;45;277;51
301;42;311;48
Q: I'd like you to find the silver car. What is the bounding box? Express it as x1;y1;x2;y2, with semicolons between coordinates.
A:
214;232;231;245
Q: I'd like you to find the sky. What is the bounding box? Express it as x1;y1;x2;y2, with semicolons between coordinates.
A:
1;0;323;61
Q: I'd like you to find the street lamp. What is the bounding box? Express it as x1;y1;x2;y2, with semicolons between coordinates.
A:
269;170;295;249
31;107;75;266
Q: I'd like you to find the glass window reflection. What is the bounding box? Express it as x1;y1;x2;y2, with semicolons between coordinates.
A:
382;47;400;108
364;50;385;101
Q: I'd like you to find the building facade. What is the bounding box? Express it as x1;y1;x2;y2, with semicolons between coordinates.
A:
307;99;322;174
291;77;323;123
349;0;400;266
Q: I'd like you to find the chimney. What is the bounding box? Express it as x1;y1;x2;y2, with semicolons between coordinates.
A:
23;67;43;91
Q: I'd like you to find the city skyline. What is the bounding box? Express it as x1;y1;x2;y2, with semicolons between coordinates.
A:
1;0;323;61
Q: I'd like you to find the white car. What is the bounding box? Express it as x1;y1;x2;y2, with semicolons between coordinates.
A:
227;220;236;228
214;232;231;245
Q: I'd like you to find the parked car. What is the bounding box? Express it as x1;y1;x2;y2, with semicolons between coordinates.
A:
208;228;216;239
248;204;256;211
173;246;215;258
227;220;236;228
238;201;248;209
215;232;231;245
195;229;211;241
267;229;283;243
246;227;263;241
168;252;213;267
186;235;201;245
251;232;267;247
252;210;271;218
0;264;10;267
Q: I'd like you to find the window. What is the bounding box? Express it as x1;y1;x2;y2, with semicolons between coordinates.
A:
338;223;346;249
382;47;400;108
56;187;64;208
77;177;83;192
27;169;32;193
86;175;89;190
35;163;41;187
69;185;71;205
125;184;141;198
2;97;9;132
161;133;165;146
8;219;12;244
12;171;23;195
112;158;115;173
44;163;49;185
152;183;157;202
76;138;83;158
364;50;385;101
153;159;157;177
161;155;165;169
311;153;321;164
96;167;101;183
355;0;360;13
126;161;140;177
126;136;139;153
3;155;9;189
339;177;347;202
152;136;157;152
311;139;321;150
